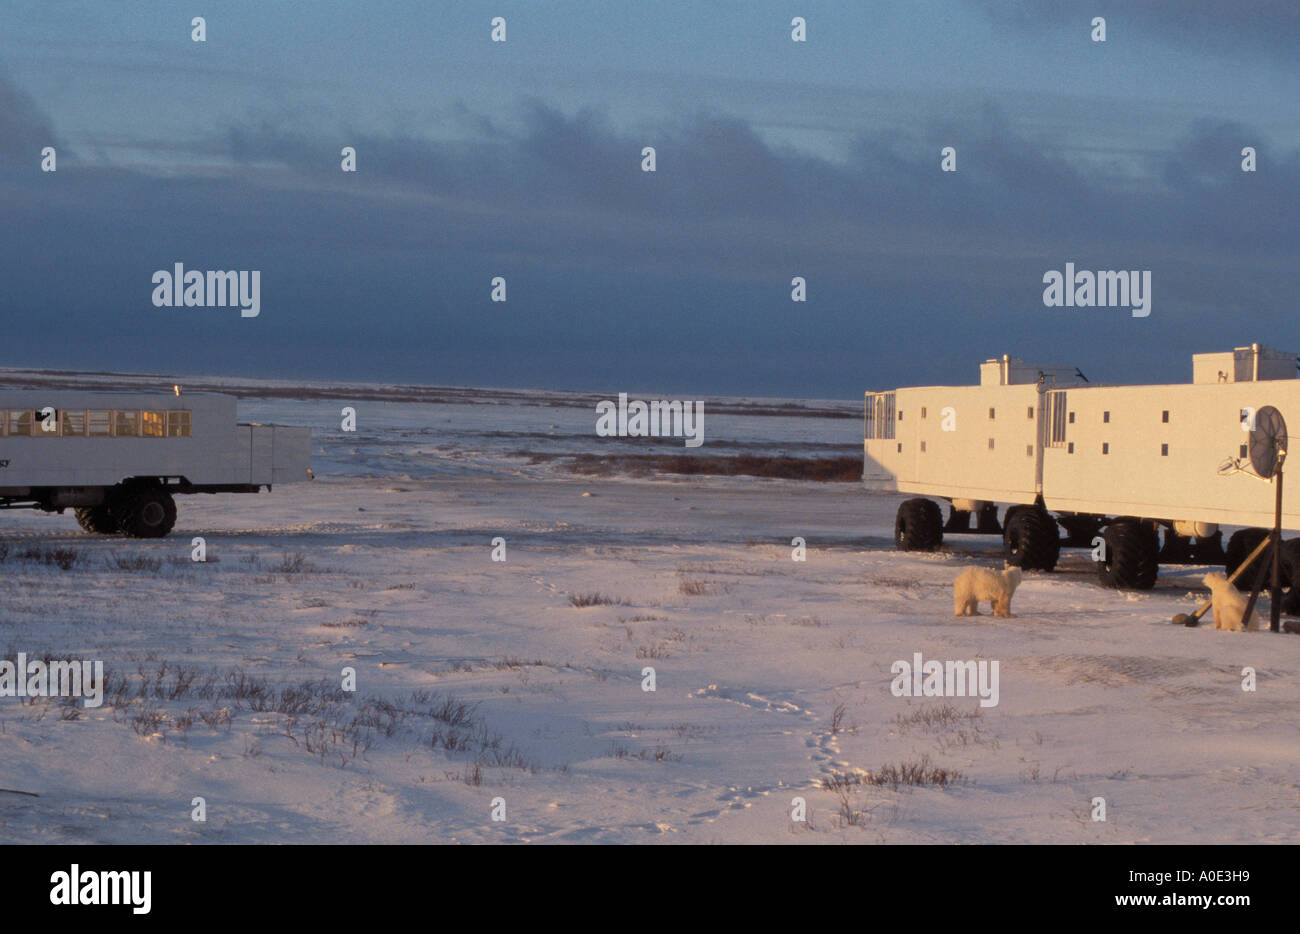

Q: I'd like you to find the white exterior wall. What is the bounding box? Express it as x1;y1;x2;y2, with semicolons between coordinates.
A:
864;384;1044;506
864;370;1300;530
0;392;310;489
1041;381;1298;528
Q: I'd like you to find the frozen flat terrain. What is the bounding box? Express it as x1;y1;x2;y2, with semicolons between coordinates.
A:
0;387;1296;844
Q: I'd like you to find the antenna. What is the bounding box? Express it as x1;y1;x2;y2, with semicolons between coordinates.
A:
1248;406;1286;479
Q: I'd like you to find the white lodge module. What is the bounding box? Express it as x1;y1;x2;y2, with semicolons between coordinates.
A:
0;391;311;537
863;345;1300;595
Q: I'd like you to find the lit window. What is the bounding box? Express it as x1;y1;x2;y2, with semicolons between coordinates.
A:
116;411;140;437
141;411;164;438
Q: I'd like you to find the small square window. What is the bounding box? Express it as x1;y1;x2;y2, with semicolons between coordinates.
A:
921;407;927;418
1161;410;1169;423
988;438;995;450
1103;411;1110;423
898;410;903;420
1240;443;1248;459
897;442;902;453
1161;443;1168;456
1068;412;1075;424
1026;444;1033;456
1027;406;1034;419
921;441;927;452
1067;442;1074;454
1102;442;1110;454
989;407;996;419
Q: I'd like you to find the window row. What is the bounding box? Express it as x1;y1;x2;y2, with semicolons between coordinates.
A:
0;409;192;438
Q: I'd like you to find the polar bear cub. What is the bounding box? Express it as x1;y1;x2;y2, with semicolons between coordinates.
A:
953;566;1022;618
1203;571;1258;632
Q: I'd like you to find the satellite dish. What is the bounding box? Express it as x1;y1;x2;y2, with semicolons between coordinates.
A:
1248;405;1288;478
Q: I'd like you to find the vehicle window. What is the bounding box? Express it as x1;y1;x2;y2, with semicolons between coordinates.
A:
63;411;87;436
3;411;30;436
115;410;140;437
166;411;192;437
141;411;164;437
34;409;58;437
88;411;113;436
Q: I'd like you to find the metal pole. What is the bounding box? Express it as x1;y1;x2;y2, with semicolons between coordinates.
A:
1272;465;1283;632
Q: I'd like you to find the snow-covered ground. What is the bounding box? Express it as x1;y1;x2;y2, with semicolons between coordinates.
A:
0;389;1296;844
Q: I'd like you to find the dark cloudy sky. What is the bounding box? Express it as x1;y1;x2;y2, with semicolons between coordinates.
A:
1;1;1296;398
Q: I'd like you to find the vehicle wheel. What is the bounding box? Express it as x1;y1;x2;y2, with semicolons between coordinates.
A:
894;498;943;551
116;487;177;538
1225;528;1271;588
1097;519;1159;590
1004;506;1060;571
74;505;119;534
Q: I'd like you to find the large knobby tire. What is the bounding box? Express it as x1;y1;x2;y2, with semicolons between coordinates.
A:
1097;520;1159;590
894;498;943;552
74;505;119;534
1225;528;1270;588
1004;506;1061;571
115;487;177;539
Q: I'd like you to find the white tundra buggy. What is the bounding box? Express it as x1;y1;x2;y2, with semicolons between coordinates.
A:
863;344;1300;598
0;391;311;537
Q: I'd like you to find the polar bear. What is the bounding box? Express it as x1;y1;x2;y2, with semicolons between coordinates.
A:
953;566;1022;618
1203;571;1258;632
